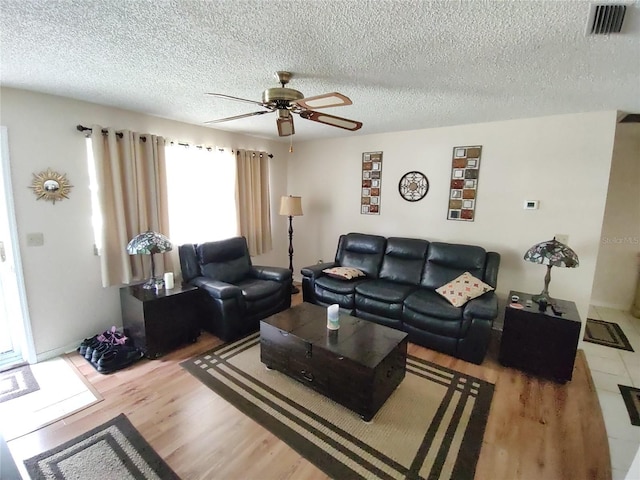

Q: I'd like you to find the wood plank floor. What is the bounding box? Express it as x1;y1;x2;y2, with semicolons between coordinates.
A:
8;294;611;480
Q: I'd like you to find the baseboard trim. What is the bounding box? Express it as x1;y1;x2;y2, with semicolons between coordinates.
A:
35;340;84;363
590;301;632;312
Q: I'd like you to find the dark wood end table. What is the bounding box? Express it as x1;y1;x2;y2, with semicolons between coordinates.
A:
120;283;202;358
499;290;581;383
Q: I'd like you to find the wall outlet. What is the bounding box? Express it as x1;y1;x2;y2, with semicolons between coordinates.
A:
26;232;44;247
555;234;569;245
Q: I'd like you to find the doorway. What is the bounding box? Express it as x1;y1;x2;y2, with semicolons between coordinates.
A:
0;126;34;370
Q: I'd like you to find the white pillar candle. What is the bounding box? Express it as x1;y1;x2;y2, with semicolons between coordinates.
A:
163;272;175;289
327;304;340;330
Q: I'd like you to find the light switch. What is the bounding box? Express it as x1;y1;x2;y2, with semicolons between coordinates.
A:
26;232;44;247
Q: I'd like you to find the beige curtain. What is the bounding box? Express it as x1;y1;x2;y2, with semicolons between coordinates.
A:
235;149;272;256
91;125;171;287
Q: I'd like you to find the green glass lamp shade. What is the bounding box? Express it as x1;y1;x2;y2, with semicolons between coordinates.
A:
524;238;579;305
127;231;173;288
126;231;172;255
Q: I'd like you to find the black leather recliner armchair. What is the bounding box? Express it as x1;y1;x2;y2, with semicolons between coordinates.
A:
179;236;292;342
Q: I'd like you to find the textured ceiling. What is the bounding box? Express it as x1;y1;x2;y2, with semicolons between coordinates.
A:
1;0;639;142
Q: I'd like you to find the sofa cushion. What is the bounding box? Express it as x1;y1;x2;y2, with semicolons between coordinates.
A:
404;289;463;320
323;266;366;281
379;237;429;284
315;275;367;295
420;242;487;290
356;280;417;303
201;256;251;284
335;233;386;277
436;272;494;307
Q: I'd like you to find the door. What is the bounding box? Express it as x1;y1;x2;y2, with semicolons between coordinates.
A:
0;126;34;370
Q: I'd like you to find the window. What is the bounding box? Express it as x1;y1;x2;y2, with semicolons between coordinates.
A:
86;140;238;254
85;138;103;254
165;144;237;245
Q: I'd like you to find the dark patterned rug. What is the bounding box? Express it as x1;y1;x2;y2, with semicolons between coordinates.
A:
584;318;634;352
24;414;180;479
619;385;640;427
182;333;494;480
0;364;40;403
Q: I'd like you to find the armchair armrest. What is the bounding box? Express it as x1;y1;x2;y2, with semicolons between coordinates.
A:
251;265;292;282
192;277;241;300
463;292;498;320
301;262;337;280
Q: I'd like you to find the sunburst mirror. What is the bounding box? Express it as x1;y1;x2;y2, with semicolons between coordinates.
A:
29;169;73;204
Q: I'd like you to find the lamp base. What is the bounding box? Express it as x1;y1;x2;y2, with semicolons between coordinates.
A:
143;277;165;290
291;284;300;295
531;292;555;306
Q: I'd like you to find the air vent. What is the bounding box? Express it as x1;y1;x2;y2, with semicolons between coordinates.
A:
588;4;627;34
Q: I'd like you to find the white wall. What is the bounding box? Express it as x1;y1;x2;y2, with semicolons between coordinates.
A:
0;87;290;360
591;123;640;310
288;111;617;327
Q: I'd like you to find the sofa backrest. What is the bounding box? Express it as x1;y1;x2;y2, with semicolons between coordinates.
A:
420;242;487;289
335;233;386;278
380;237;429;285
196;236;252;284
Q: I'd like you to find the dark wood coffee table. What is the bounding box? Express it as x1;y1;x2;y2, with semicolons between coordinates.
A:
260;302;408;421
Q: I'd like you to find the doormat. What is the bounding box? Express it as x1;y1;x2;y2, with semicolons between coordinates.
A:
618;384;640;427
583;318;634;352
24;413;180;479
0;364;39;403
182;333;494;480
0;356;102;440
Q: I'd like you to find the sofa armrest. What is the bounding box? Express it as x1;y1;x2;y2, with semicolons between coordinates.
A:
301;262;337;280
463;292;498;320
251;266;292;282
191;277;241;300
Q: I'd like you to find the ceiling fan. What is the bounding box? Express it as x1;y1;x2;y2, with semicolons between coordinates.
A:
205;71;363;137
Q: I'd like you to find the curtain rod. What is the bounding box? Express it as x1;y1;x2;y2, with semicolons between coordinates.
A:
76;124;138;140
77;124;272;157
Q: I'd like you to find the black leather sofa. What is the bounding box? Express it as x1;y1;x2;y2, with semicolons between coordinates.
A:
179;236;292;342
301;233;500;364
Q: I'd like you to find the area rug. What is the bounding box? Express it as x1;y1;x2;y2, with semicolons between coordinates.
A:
24;413;180;480
0;364;39;403
0;356;102;440
618;384;640;427
584;318;634;352
181;333;494;480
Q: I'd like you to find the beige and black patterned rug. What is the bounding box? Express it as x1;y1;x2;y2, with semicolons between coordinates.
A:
182;333;494;480
0;365;40;403
584;318;634;351
24;414;180;480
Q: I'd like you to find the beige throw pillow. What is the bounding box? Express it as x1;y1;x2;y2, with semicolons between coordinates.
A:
322;266;366;281
436;271;494;307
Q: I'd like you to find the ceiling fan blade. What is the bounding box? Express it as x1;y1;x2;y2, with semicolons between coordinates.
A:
205;93;266;107
277;116;295;137
299;110;362;131
204;110;272;124
294;92;352;110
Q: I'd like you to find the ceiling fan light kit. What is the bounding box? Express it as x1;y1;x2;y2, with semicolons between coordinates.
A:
205;71;362;137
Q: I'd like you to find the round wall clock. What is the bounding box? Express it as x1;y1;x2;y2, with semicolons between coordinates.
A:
398;171;429;202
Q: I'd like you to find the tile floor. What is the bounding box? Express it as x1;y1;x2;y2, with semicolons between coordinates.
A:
584;305;640;480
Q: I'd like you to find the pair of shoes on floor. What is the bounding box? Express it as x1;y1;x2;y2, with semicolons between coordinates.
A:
96;345;144;374
78;327;131;361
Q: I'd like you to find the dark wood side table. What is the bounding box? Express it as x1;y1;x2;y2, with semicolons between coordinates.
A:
499;290;581;383
120;283;202;358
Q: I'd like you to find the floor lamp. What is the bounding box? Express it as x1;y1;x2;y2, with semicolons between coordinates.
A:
279;195;303;294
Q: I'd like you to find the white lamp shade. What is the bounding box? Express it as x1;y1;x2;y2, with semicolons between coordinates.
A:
279;195;303;216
